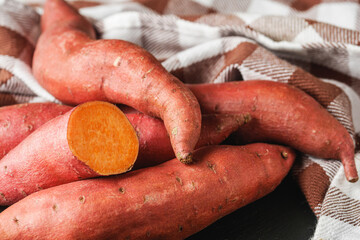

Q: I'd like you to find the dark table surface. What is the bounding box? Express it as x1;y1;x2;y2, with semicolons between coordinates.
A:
187;174;317;240
0;174;316;239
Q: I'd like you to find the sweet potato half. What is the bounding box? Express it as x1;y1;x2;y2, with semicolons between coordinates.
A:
188;80;357;182
33;0;201;163
0;101;139;205
0;102;246;205
0;144;295;239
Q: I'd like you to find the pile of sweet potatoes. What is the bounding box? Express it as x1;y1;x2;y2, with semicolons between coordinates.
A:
0;0;357;239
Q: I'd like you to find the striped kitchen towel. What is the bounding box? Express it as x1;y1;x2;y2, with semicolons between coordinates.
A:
1;0;360;239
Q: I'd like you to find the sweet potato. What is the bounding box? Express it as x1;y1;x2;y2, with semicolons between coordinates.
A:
188;80;357;182
0;105;245;206
0;102;72;159
126;111;251;169
0;101;246;168
0;143;295;239
0;101;139;206
32;0;201;164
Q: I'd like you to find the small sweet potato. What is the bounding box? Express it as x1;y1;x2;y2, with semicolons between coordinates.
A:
0;144;295;239
0;103;72;159
0;101;139;206
33;0;201;163
188;80;357;182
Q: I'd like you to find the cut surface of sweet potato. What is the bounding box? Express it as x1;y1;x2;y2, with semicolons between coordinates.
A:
68;101;139;175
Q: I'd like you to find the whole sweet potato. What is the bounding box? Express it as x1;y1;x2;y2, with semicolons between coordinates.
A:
0;101;139;206
0;103;71;159
33;0;201;163
188;80;357;182
0;144;295;239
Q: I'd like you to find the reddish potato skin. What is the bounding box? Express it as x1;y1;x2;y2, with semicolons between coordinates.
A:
0;109;98;206
33;0;201;163
188;80;357;182
0;144;295;240
0;107;246;206
124;111;250;169
0;103;71;159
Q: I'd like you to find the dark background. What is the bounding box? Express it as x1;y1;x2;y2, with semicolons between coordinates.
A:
187;174;317;240
0;174;317;239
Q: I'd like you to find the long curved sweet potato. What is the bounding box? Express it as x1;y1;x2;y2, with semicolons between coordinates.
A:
0;143;295;239
0;103;72;159
0;101;139;206
188;80;357;182
32;0;201;163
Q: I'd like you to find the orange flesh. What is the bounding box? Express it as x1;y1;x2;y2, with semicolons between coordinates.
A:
67;101;139;175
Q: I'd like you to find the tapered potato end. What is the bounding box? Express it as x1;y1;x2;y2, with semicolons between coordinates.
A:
67;101;139;175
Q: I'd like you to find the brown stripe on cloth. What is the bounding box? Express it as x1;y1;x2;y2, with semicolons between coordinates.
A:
0;92;16;106
293;159;331;217
0;92;36;107
0;26;35;66
1;74;37;96
0;69;13;86
310;62;354;87
288;68;343;107
241;47;297;82
224;42;259;68
302;41;360;98
329;92;355;136
290;0;321;11
0;68;37;106
171;55;226;84
309;64;360;101
218;41;259;81
274;56;360;99
170;41;257;84
164;0;216;15
322;186;360;226
304;42;350;76
309;21;360;45
178;15;204;22
134;0;170;14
